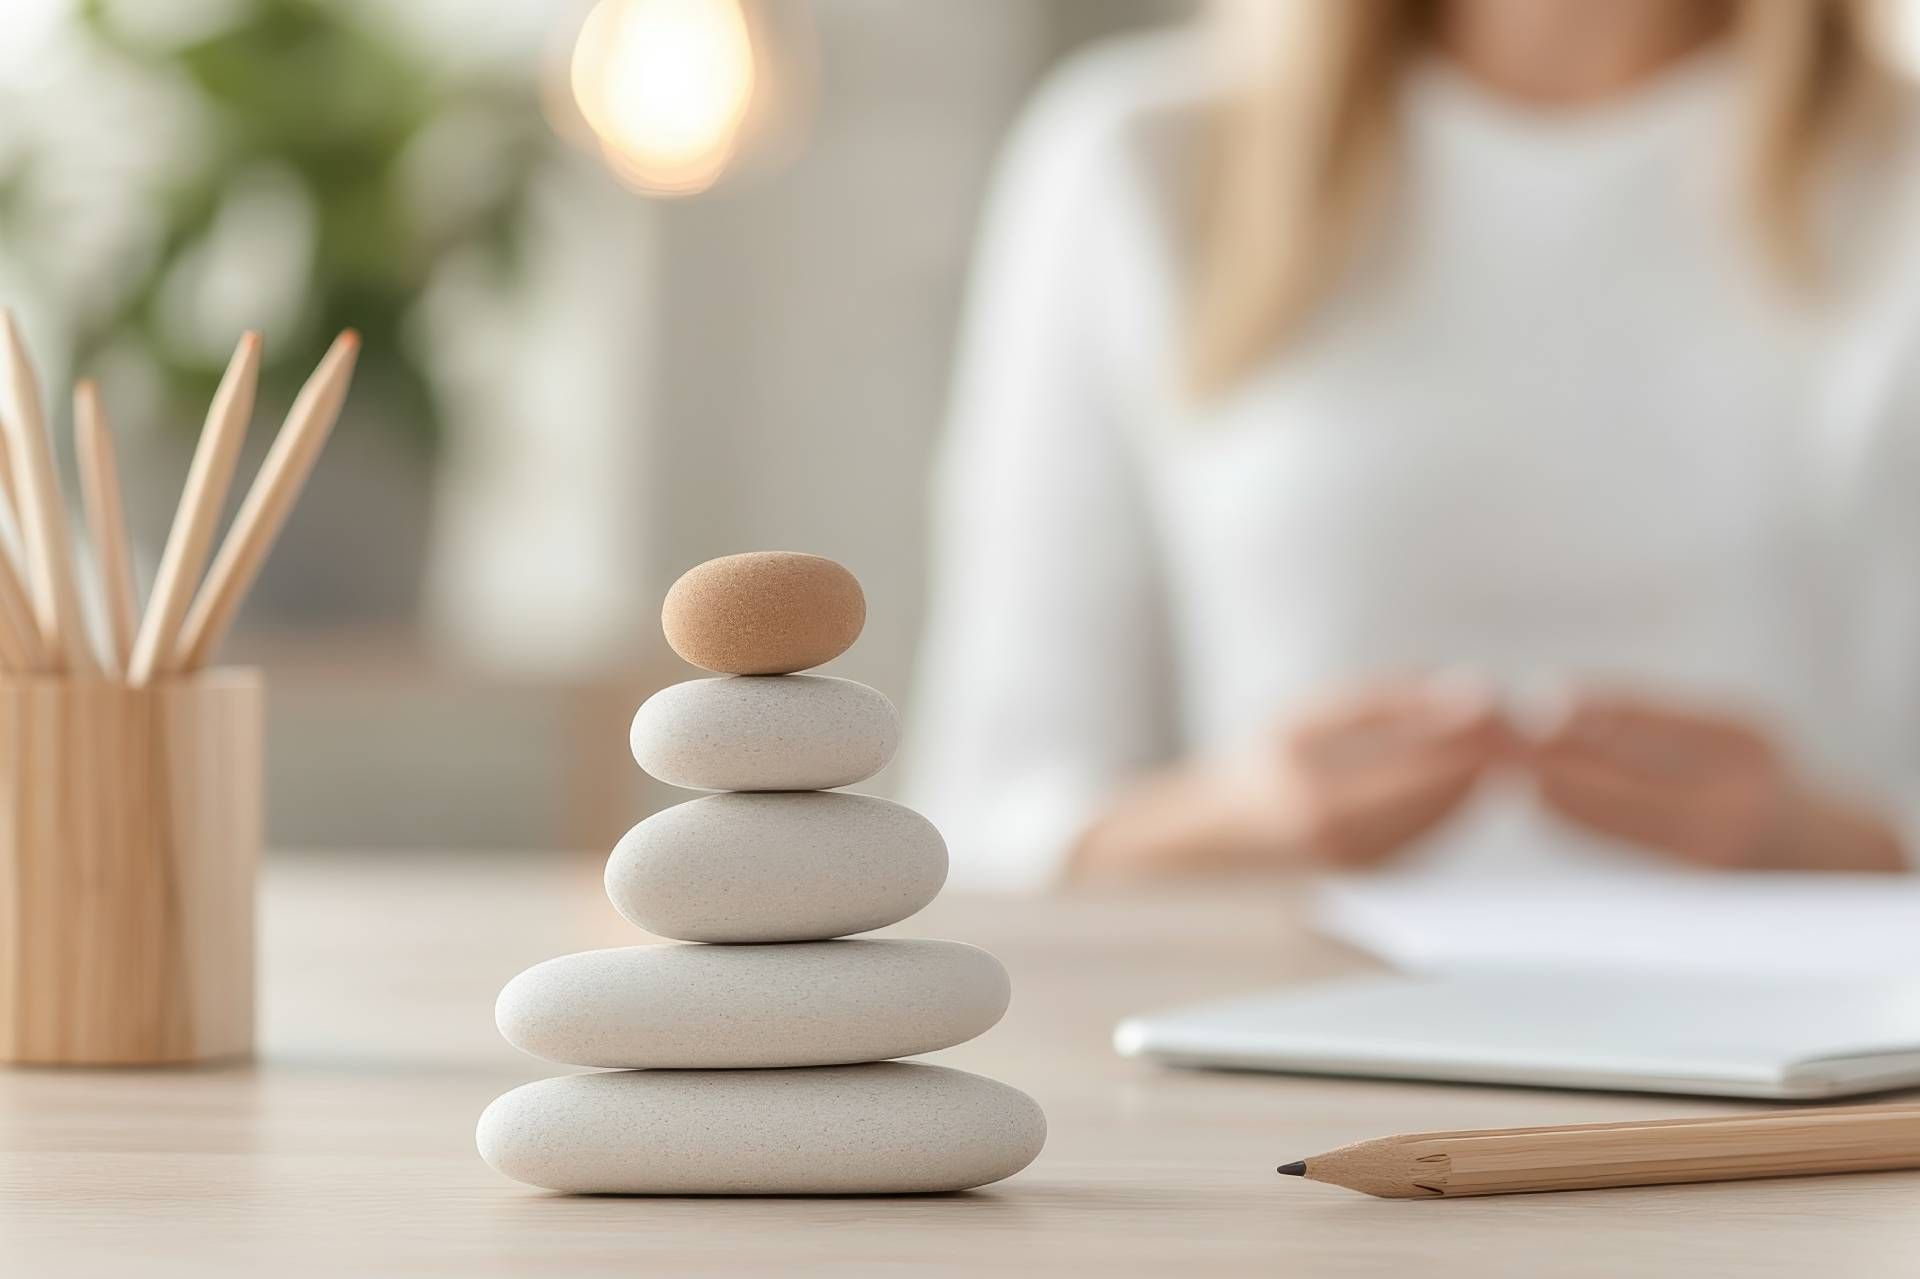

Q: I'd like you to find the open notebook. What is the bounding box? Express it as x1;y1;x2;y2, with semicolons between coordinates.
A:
1116;871;1920;1098
1316;869;1920;978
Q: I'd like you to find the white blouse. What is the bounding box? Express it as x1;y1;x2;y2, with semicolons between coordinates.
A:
906;34;1920;889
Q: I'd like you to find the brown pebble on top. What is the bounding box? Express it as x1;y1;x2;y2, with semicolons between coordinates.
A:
662;552;866;675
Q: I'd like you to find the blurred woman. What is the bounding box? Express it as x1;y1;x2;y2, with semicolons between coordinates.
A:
908;0;1920;887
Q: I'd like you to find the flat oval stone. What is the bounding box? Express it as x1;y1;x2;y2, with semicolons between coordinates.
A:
495;939;1007;1068
478;1062;1046;1194
630;675;899;792
606;792;945;942
662;551;865;675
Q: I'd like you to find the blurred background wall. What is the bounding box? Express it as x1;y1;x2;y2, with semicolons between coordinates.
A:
0;0;1193;852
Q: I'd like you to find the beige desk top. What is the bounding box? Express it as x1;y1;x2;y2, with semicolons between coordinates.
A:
2;851;1915;1277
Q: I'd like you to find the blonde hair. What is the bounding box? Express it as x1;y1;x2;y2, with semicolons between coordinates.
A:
1189;0;1898;394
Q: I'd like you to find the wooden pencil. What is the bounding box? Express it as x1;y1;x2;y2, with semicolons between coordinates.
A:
171;330;359;673
1280;1104;1920;1198
0;536;40;671
0;418;16;513
73;382;142;676
0;310;98;674
126;332;261;685
0;453;42;671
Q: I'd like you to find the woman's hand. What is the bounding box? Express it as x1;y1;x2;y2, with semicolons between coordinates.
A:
1528;690;1908;872
1069;679;1512;880
1260;680;1515;868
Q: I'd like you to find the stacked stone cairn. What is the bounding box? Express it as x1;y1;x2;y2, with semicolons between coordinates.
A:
477;552;1046;1194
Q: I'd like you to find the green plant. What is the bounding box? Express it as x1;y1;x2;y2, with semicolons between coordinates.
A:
46;0;548;454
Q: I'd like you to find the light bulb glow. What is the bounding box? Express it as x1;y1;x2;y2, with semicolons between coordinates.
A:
571;0;757;196
1886;0;1920;76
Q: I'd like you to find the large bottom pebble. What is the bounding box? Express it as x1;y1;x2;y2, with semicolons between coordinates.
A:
477;1062;1046;1194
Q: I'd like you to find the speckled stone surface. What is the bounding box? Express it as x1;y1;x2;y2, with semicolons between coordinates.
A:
661;552;865;675
606;792;947;943
477;1061;1047;1194
496;939;1008;1069
630;674;899;792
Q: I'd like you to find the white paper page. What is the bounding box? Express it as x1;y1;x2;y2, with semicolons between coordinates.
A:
1317;866;1920;979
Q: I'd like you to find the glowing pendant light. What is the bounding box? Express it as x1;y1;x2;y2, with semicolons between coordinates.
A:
569;0;760;196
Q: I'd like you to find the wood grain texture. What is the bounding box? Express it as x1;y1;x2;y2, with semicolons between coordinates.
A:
73;382;141;675
173;331;358;673
1;860;1917;1277
127;334;261;685
0;311;97;674
0;671;261;1063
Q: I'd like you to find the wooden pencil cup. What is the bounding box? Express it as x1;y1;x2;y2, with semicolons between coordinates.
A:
0;670;262;1066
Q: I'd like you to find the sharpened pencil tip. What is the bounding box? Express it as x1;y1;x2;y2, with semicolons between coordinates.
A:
1276;1161;1307;1177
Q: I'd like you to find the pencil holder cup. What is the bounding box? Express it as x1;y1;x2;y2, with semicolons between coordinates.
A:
0;670;262;1066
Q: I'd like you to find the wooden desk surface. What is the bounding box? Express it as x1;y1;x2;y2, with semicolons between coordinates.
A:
3;851;1915;1277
